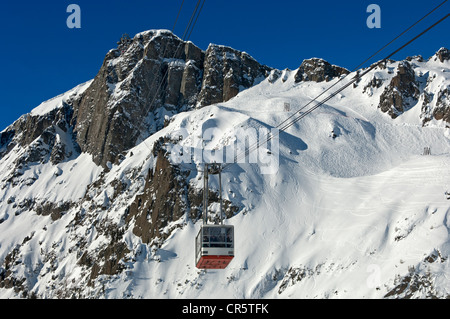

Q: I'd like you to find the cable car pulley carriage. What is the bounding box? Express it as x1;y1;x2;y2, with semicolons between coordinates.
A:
195;163;234;269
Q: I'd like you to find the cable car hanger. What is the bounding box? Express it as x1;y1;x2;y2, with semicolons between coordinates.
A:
196;163;235;269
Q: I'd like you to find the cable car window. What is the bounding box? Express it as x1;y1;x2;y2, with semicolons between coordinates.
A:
210;228;223;247
199;227;234;248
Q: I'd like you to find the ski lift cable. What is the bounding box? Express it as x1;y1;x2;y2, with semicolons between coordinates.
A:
145;0;203;110
223;12;450;172
144;2;447;174
135;1;216;174
351;0;448;76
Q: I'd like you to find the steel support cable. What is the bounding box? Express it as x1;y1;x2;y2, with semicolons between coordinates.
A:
187;0;206;40
172;0;186;32
223;13;450;171
181;0;203;40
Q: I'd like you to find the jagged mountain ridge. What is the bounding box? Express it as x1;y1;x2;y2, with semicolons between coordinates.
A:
0;30;449;299
74;29;273;168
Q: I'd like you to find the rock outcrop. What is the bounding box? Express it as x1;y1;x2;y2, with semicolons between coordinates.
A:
434;47;450;63
423;48;450;124
379;61;420;118
126;148;188;244
294;58;349;83
198;44;272;106
433;86;450;122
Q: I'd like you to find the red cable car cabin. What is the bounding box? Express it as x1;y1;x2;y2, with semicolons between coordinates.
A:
195;225;234;269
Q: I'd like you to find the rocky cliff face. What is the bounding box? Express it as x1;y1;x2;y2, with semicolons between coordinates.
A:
74;30;272;168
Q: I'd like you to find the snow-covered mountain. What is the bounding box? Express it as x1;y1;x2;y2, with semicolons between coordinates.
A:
0;30;449;299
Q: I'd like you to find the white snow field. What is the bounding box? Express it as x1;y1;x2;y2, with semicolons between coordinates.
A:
0;55;449;299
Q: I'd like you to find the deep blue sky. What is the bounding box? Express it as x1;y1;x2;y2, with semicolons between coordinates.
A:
1;0;449;131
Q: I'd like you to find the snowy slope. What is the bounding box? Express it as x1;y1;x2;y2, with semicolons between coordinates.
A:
30;80;92;116
0;52;449;299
